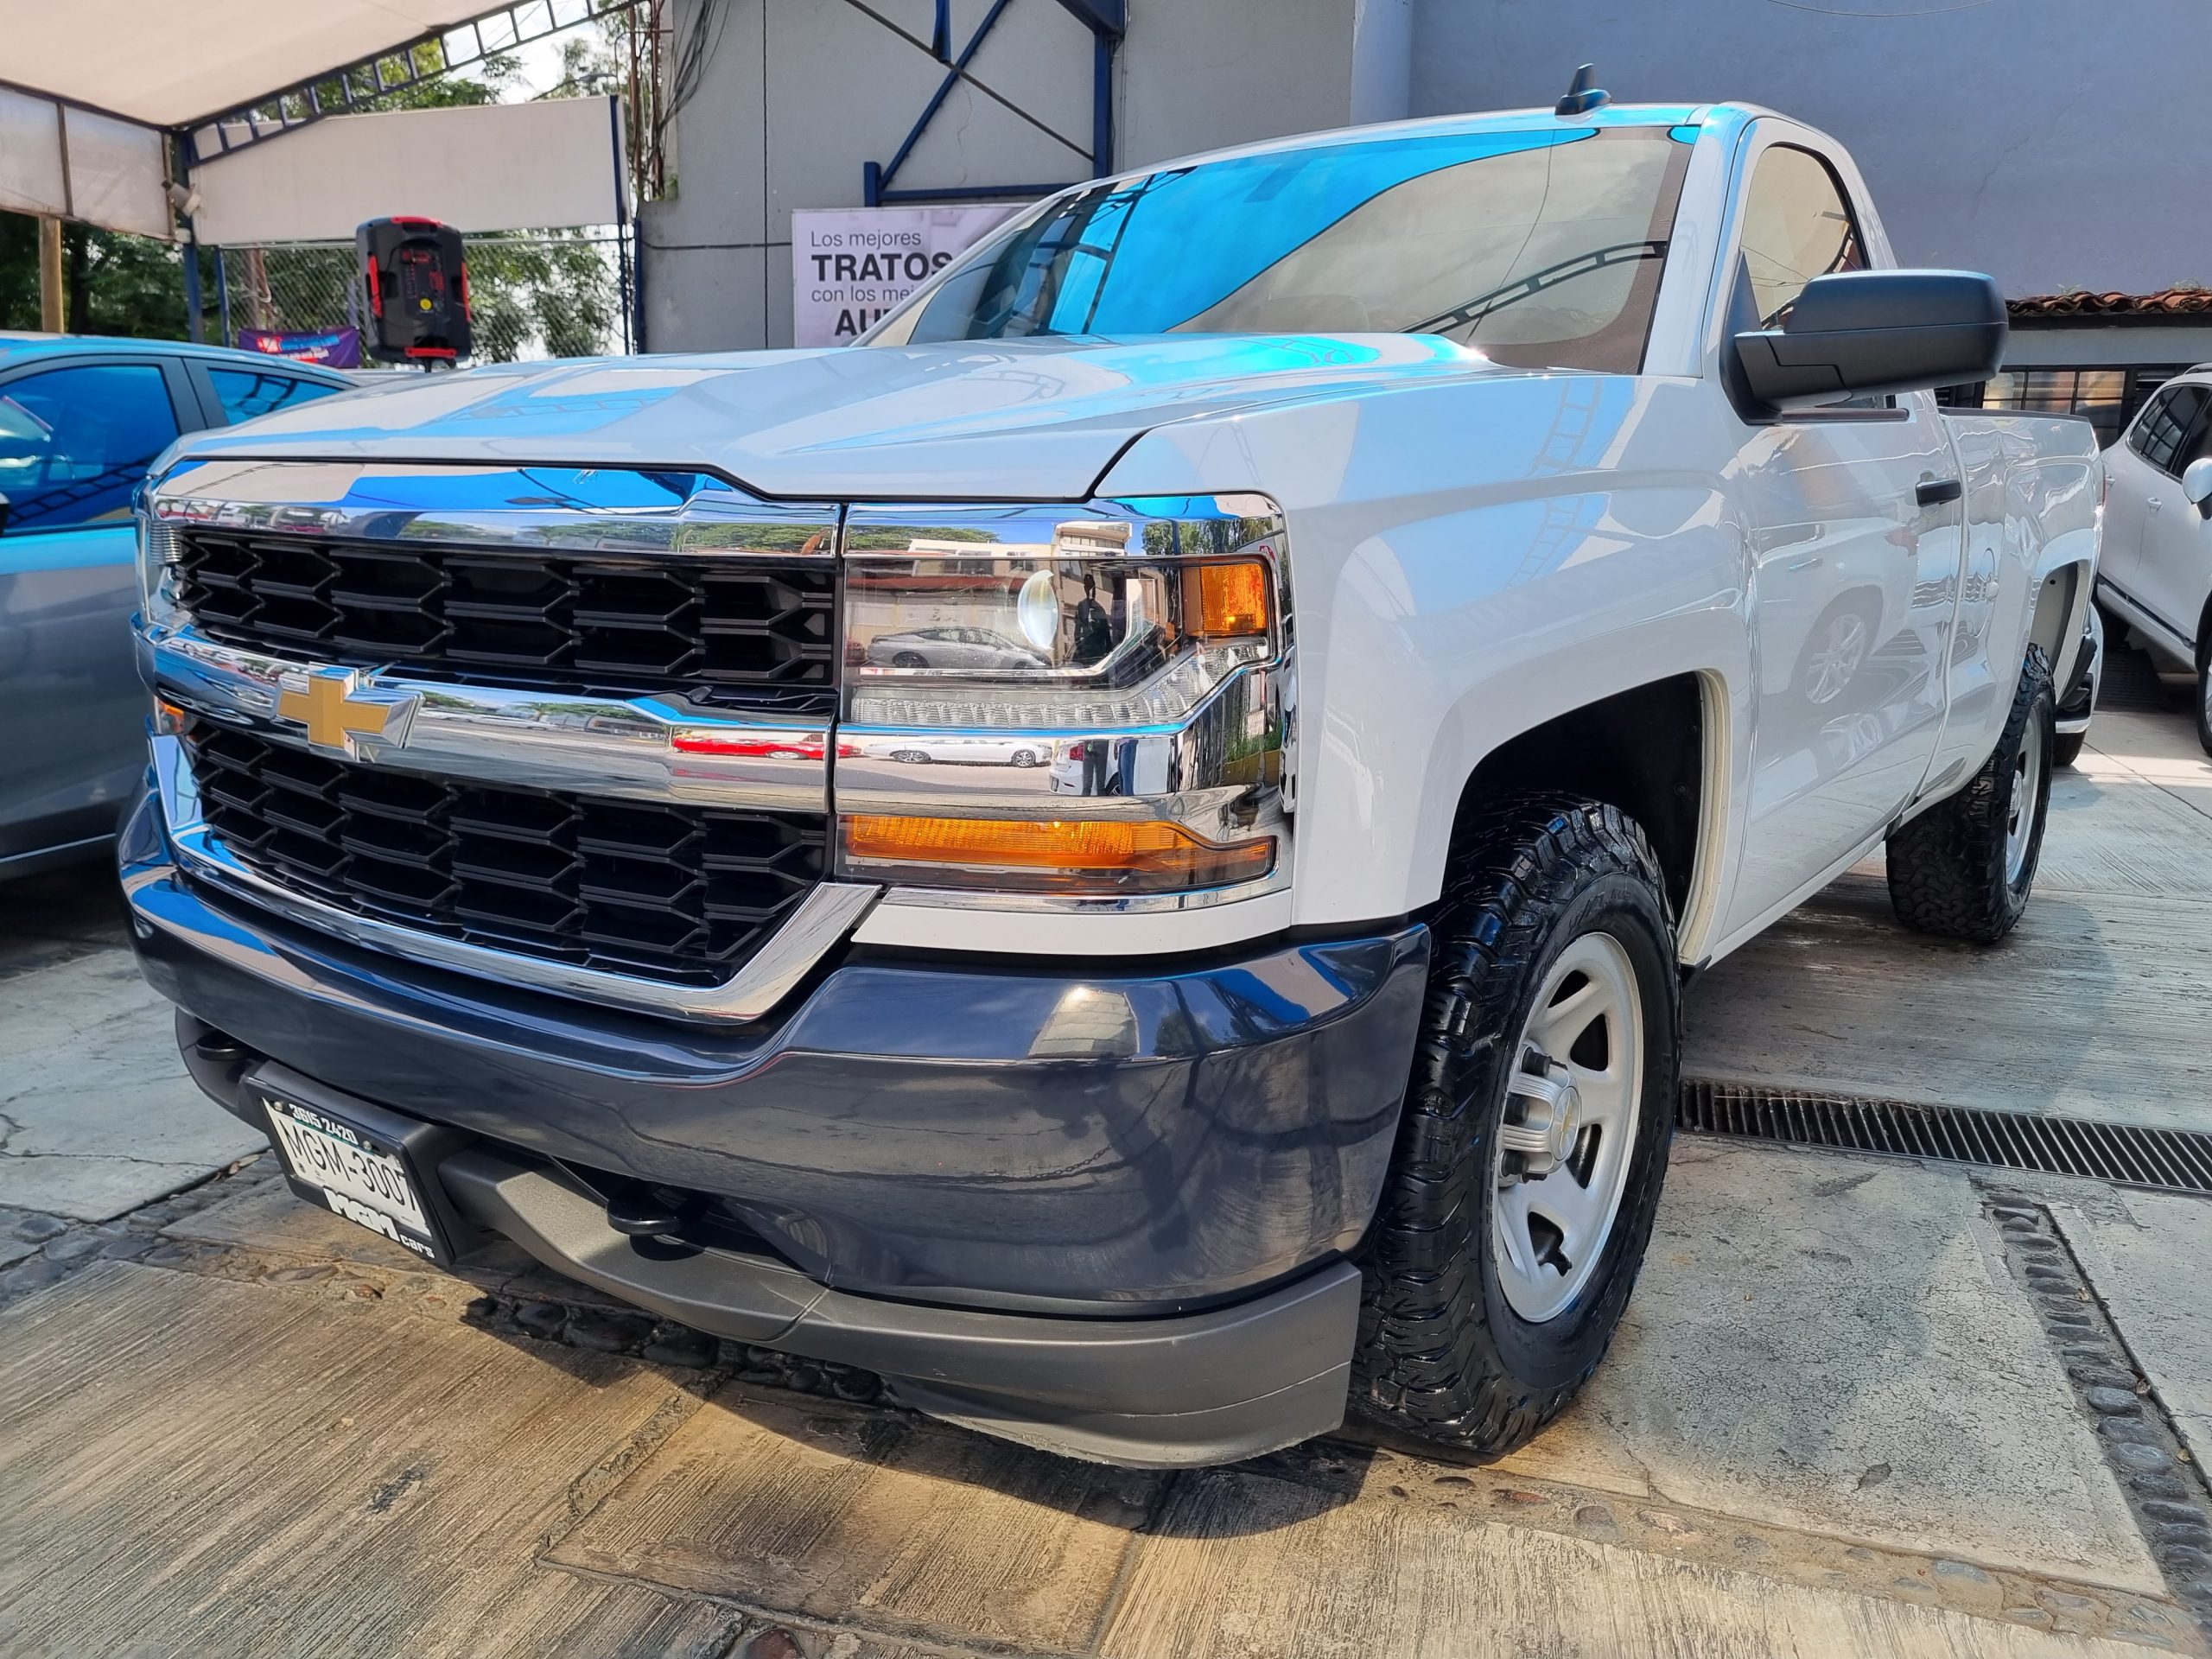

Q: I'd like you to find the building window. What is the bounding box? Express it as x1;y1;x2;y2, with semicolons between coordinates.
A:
1938;364;2192;448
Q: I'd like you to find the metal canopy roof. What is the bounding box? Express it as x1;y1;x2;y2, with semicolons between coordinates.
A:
0;0;500;129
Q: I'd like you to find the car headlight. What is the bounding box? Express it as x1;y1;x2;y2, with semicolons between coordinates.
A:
835;494;1294;904
136;507;182;625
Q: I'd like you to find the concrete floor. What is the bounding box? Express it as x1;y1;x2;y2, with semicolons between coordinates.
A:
0;869;264;1225
1685;706;2212;1131
2;697;2209;1656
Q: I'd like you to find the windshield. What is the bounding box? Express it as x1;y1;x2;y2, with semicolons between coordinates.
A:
868;125;1694;373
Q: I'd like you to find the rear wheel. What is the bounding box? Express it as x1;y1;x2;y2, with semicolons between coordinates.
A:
2196;631;2212;758
1351;797;1678;1460
1886;645;2054;943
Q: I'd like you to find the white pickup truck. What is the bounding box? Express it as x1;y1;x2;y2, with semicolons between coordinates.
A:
128;91;2100;1468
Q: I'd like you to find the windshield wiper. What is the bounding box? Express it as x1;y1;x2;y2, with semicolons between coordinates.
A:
1406;239;1667;337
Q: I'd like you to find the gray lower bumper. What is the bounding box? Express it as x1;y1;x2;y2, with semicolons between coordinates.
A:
442;1144;1362;1466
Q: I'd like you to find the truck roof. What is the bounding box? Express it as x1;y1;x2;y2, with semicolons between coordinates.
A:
1117;100;1770;184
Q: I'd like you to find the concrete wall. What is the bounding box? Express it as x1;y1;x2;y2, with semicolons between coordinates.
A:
644;0;1376;352
644;0;1093;352
1114;0;1360;171
1405;0;2212;301
644;0;2212;351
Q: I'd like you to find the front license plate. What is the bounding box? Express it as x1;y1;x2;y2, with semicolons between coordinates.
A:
257;1084;446;1264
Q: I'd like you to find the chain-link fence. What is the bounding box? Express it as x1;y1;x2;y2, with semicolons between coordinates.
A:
213;229;632;363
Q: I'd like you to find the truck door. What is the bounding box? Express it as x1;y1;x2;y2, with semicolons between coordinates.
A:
1719;141;1968;934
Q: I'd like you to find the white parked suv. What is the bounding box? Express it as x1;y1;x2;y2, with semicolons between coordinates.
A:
126;90;2100;1467
2098;370;2212;752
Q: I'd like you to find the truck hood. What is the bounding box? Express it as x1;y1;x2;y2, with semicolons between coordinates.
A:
172;334;1499;500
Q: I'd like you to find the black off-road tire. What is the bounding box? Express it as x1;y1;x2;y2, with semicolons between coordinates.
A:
1886;645;2054;944
2196;631;2212;759
1351;797;1680;1460
2052;731;2086;770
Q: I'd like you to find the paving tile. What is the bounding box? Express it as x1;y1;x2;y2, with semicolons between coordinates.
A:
1494;1142;2164;1597
168;1176;638;1308
2083;708;2212;825
0;865;132;981
0;947;266;1219
167;1169;439;1268
1101;1462;2169;1659
429;1569;752;1659
2052;1192;2212;1471
549;1382;1159;1653
2037;759;2212;900
0;1261;712;1657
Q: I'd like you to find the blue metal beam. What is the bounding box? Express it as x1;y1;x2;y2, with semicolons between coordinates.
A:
1091;29;1113;179
1051;0;1125;39
865;0;1118;207
868;0;1015;206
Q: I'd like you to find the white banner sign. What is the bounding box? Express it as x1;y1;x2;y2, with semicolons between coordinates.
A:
791;205;1020;346
193;99;624;246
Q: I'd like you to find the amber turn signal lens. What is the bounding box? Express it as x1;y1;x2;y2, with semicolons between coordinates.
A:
1196;560;1269;639
153;697;194;735
842;814;1274;894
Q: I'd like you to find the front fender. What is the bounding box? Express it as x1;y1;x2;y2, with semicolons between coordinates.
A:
1100;372;1751;933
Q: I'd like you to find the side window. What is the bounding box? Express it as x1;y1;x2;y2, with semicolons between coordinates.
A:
0;364;180;535
2179;401;2212;474
1737;144;1868;327
207;367;341;424
2130;385;2208;475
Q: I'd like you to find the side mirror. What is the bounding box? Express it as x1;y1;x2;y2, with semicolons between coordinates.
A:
1732;270;2006;412
2184;456;2212;513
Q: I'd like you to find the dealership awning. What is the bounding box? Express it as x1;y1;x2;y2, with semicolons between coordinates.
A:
0;0;613;239
0;0;500;130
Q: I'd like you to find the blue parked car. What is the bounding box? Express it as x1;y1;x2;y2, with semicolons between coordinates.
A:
0;335;351;879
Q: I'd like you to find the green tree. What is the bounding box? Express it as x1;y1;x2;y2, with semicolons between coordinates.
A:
0;212;220;338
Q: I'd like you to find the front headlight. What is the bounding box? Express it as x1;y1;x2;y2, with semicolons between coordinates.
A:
135;507;182;625
835;494;1294;904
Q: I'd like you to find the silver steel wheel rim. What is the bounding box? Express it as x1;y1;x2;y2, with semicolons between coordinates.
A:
2005;715;2044;886
1807;613;1869;704
1491;931;1644;1324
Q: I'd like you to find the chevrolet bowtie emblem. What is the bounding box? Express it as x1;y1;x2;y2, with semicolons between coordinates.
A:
276;668;419;758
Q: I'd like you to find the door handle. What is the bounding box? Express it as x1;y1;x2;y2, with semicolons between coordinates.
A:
2147;496;2164;514
1915;478;1963;507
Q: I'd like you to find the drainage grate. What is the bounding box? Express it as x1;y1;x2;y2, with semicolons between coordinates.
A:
1680;1081;2212;1196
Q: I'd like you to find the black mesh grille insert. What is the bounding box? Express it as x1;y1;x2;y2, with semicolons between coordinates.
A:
174;531;836;693
184;726;827;988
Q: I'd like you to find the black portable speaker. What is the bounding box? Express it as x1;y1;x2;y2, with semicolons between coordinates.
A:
357;217;471;364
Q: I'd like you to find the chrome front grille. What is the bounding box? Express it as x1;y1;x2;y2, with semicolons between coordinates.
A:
173;531;837;696
183;725;828;988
